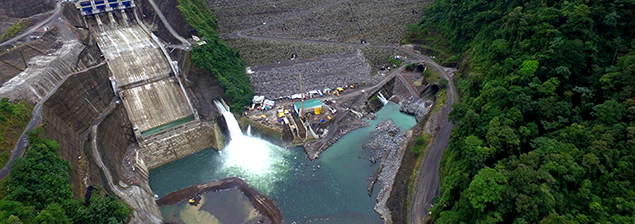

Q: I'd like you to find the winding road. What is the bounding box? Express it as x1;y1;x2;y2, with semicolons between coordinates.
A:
218;1;458;222
0;2;63;47
407;54;456;224
146;0;191;47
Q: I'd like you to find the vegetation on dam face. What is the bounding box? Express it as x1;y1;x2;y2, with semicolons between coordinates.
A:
0;99;31;168
177;0;255;112
0;130;131;224
410;0;635;223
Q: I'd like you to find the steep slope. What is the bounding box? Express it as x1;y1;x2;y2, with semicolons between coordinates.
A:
411;0;635;223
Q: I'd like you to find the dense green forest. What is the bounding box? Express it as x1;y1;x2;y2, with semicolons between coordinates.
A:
0;99;31;168
0;130;130;223
409;0;635;223
177;0;255;112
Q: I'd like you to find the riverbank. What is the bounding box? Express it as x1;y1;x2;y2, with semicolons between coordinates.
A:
363;119;411;223
156;177;283;224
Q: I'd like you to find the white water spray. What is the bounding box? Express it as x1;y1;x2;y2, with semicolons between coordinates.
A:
247;125;252;136
377;92;388;105
214;100;285;177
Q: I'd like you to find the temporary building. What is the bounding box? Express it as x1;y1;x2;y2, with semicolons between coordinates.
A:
264;100;275;107
291;94;302;99
252;95;265;104
293;99;322;115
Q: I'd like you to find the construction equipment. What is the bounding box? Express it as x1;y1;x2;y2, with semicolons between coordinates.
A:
299;73;305;120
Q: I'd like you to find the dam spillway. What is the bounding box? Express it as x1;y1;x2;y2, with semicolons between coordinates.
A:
83;9;219;170
92;17;194;137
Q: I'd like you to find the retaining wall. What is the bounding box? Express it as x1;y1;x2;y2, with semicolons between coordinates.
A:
138;121;219;169
41;65;114;198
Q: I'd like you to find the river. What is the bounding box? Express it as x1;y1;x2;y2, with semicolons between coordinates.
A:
149;103;416;223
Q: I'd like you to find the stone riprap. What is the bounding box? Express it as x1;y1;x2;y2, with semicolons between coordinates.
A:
248;50;380;99
399;96;433;122
363;120;409;223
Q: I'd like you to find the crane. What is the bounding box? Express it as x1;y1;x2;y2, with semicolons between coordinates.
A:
299;73;305;120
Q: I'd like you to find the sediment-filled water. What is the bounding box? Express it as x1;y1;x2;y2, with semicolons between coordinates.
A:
149;103;416;223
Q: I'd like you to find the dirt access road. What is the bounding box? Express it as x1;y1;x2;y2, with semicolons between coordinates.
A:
407;54;457;224
0;2;63;47
219;1;458;222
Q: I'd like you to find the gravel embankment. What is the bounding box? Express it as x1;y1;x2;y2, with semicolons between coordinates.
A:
246;0;429;45
363;120;409;223
248;50;381;98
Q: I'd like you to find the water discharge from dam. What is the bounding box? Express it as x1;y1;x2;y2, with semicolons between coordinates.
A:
150;103;416;223
377;92;388;105
217;101;287;176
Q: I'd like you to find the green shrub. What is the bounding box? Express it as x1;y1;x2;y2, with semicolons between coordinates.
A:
388;57;403;67
438;78;448;87
405;62;417;71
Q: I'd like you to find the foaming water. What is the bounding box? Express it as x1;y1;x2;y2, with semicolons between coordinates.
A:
221;111;274;175
377;92;388;105
216;108;289;193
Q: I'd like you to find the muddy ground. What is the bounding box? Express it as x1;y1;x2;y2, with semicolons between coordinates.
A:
156;177;283;224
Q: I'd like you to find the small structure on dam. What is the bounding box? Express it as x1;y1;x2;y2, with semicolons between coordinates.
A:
76;0;136;16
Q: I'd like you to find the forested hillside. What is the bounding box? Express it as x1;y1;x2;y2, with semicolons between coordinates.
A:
177;0;254;112
410;0;635;223
0;130;130;223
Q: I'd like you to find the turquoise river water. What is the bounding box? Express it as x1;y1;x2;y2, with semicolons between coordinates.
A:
149;103;416;223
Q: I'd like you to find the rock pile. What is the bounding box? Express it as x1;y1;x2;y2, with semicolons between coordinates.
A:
364;120;410;223
399;96;433;121
364;120;401;154
248;51;376;98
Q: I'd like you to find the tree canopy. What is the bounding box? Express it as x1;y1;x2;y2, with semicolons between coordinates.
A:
411;0;635;222
0;130;131;224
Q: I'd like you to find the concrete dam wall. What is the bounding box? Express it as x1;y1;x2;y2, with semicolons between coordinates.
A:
138;121;220;169
88;9;221;172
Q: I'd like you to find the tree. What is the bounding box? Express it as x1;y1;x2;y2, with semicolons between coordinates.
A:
413;0;635;222
519;60;539;77
467;167;508;212
34;204;71;224
592;100;625;125
439;78;449;87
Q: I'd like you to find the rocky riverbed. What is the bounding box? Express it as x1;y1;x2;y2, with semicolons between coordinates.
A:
362;120;409;223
